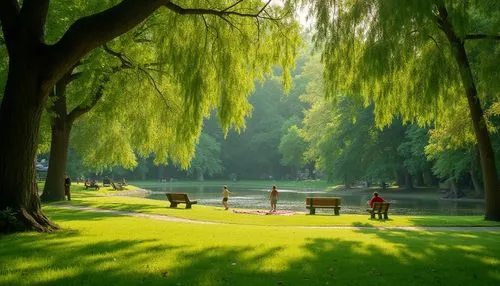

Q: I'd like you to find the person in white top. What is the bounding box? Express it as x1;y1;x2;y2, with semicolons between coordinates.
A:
222;185;232;210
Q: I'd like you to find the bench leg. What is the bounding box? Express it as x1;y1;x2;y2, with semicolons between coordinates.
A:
169;202;178;208
370;212;375;219
377;212;382;219
309;208;316;215
186;203;192;209
334;207;340;216
383;212;388;219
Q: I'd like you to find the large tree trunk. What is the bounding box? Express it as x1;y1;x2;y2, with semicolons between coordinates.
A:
0;57;58;232
437;6;500;220
452;43;499;219
41;76;73;202
41;123;72;201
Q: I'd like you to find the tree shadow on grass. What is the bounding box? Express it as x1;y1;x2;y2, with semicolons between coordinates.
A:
1;211;500;285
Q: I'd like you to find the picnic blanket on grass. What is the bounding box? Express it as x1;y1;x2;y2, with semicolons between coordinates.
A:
232;209;296;216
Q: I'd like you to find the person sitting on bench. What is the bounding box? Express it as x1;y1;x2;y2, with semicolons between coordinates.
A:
368;192;384;208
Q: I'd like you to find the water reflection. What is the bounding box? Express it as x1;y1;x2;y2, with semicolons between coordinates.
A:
133;184;485;215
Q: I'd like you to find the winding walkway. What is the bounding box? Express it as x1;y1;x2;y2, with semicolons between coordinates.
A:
55;204;500;232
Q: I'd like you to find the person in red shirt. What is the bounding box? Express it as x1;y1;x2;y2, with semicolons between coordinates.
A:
368;192;384;208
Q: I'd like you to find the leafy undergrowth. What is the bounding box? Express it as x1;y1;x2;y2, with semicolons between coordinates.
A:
1;206;499;285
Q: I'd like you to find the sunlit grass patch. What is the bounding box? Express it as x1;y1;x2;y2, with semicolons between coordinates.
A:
1;206;500;285
50;192;500;227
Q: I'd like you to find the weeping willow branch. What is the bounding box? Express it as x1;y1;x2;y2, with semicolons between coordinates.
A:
103;44;133;68
464;34;500;41
138;67;173;110
165;0;275;19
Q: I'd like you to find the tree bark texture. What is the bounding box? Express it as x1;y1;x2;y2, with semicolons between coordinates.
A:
0;55;58;232
41;73;74;202
41;121;72;202
470;147;484;196
0;0;166;233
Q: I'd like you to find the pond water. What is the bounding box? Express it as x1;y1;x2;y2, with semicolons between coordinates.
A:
131;184;486;215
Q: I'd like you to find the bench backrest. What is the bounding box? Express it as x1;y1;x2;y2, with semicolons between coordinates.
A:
306;197;341;207
372;202;390;212
166;193;190;202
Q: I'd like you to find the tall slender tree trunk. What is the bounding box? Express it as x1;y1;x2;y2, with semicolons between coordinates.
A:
415;171;424;187
41;77;73;202
41;123;72;201
437;6;500;220
405;171;414;190
470;146;484;196
451;43;499;219
0;55;58;232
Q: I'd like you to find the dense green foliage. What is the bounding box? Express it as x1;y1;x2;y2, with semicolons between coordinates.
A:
19;1;497;192
29;0;303;172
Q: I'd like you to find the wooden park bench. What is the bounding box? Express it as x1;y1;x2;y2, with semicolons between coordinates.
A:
306;197;341;215
111;181;125;191
367;202;391;219
166;193;198;209
102;178;111;187
84;181;100;190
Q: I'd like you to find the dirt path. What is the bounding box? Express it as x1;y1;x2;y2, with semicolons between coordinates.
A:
55;204;500;231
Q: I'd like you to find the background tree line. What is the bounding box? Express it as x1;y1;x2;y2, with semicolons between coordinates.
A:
61;49;500;199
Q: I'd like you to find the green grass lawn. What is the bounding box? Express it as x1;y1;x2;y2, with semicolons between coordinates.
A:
57;185;500;227
1;184;499;285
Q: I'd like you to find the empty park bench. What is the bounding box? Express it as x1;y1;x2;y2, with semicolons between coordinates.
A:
306;197;341;215
166;193;198;209
84;181;100;190
102;178;111;187
367;202;391;219
111;182;124;191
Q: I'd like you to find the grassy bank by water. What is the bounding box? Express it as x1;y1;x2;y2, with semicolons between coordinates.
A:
57;188;500;227
1;185;499;285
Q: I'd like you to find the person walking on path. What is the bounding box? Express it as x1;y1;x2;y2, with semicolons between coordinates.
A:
64;174;72;201
269;185;279;212
222;185;232;210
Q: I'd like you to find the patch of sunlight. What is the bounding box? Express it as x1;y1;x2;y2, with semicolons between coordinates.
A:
450;233;479;239
424;248;436;256
481;257;500;266
0;272;18;286
454;244;485;253
30;266;80;285
430;243;450;251
10;258;46;270
239;244;310;273
465;254;500;266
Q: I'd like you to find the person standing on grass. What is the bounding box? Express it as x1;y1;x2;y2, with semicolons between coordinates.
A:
64;174;71;201
269;185;279;212
222;185;232;210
